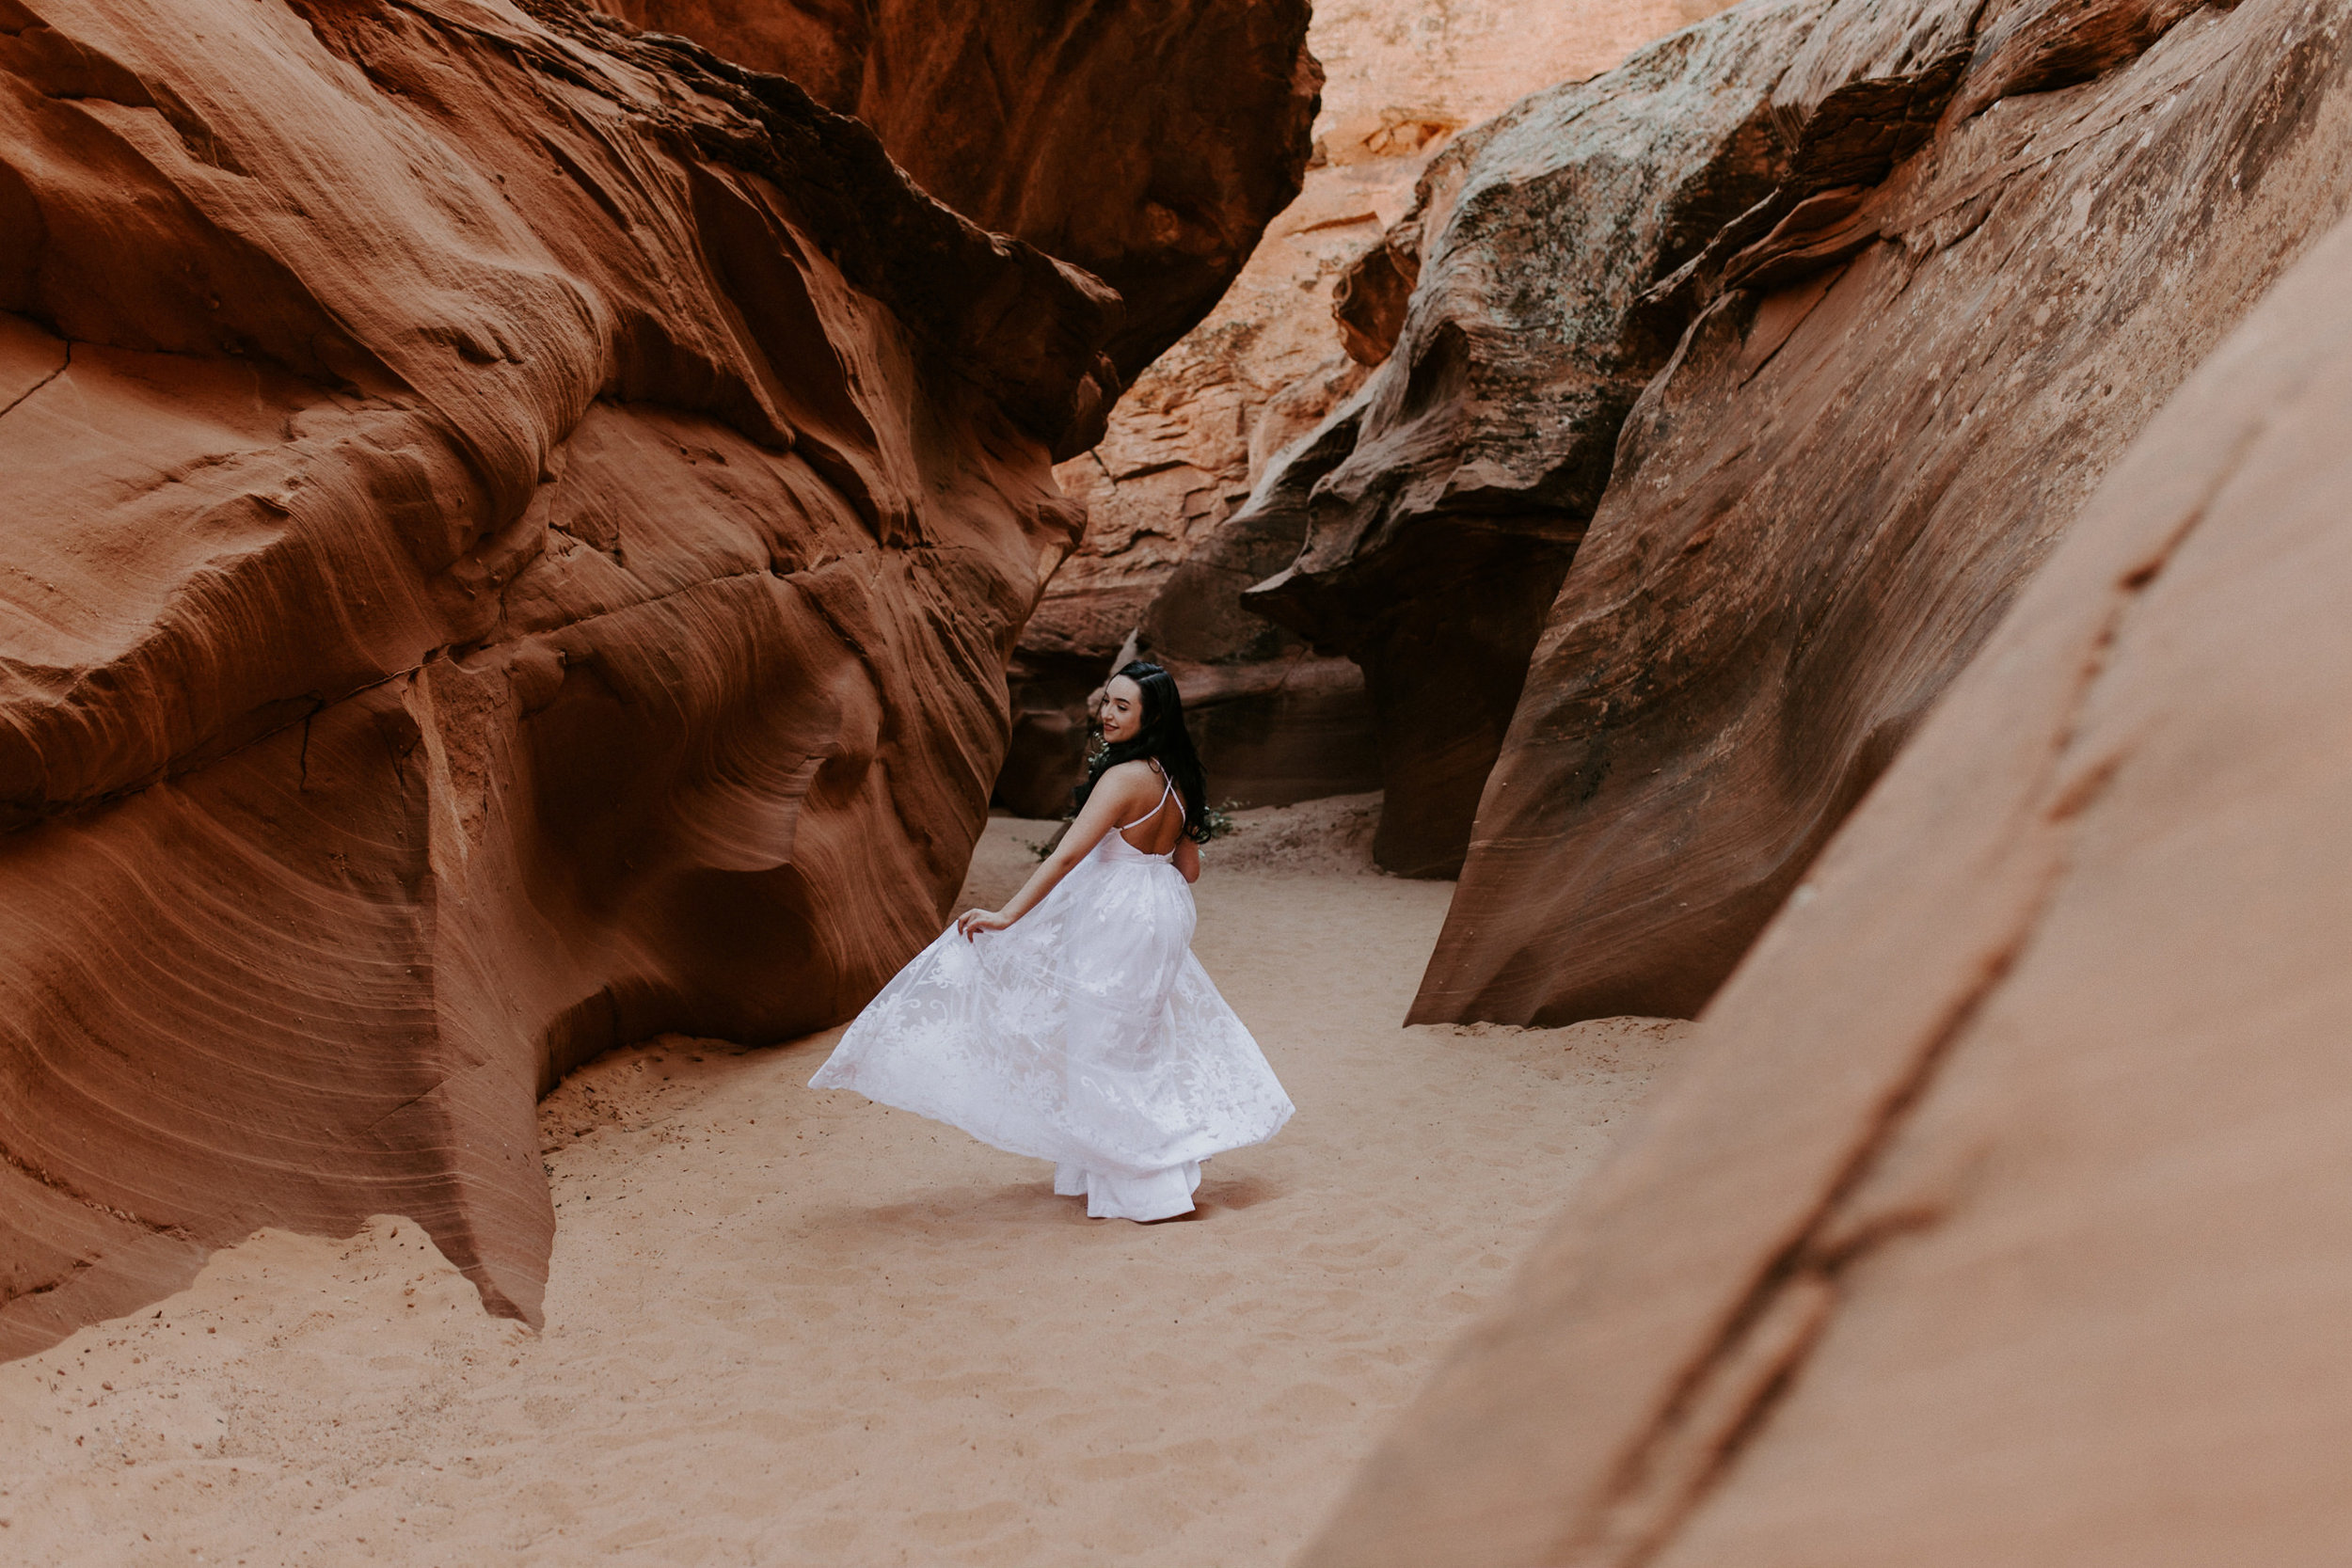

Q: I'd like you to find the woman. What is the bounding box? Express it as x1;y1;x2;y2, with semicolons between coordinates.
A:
808;662;1293;1221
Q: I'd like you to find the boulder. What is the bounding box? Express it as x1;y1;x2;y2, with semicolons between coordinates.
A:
599;0;1322;383
0;0;1111;1354
1413;0;2352;1017
1299;172;2352;1568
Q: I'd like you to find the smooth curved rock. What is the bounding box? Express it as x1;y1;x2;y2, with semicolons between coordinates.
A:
600;0;1321;382
0;0;1112;1355
1414;0;2352;1019
1300;170;2352;1568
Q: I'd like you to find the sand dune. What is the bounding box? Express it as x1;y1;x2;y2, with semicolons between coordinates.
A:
0;805;1682;1566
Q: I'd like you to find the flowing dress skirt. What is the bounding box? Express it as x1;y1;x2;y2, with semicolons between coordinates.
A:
808;832;1294;1220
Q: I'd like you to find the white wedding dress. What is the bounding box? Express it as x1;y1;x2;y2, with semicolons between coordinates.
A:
808;782;1294;1220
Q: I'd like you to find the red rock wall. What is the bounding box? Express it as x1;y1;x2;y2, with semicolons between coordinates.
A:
1299;171;2352;1568
1233;2;1820;876
990;0;1740;821
1234;0;2350;965
1416;0;2352;1020
0;0;1114;1354
601;0;1321;382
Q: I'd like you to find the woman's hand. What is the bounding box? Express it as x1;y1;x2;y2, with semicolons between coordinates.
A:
956;908;1011;941
955;764;1154;942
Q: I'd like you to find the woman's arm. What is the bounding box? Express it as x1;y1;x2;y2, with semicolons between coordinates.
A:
1172;834;1200;884
956;767;1150;940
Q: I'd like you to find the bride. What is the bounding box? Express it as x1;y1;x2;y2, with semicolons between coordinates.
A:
808;661;1294;1221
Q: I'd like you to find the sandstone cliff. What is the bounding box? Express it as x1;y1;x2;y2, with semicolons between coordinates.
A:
1235;0;2352;976
1299;165;2352;1568
599;0;1321;384
1242;5;1815;873
1420;0;2352;1016
1001;0;1738;818
0;0;1121;1355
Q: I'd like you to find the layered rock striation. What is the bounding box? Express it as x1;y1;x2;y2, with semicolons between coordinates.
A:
1414;0;2352;1017
0;0;1119;1354
1232;0;2352;951
1300;172;2352;1568
1001;0;1737;818
1240;6;1817;873
599;0;1321;384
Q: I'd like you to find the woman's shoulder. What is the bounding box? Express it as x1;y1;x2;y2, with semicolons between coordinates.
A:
1097;758;1165;792
1094;758;1169;811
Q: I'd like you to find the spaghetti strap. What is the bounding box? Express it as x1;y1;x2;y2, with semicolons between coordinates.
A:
1119;779;1176;832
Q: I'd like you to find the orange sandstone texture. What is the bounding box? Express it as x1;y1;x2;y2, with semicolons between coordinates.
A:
0;0;1135;1354
1006;0;1740;816
1299;174;2352;1568
1240;0;2352;960
597;0;1321;383
1240;2;1818;874
1416;0;2352;1013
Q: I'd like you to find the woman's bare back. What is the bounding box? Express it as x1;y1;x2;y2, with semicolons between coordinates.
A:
1111;760;1187;855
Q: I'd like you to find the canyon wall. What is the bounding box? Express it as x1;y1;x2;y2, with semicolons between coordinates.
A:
0;0;1134;1355
1002;0;1739;817
600;0;1322;384
1298;171;2352;1568
1232;0;2352;969
1419;0;2352;1016
1239;2;1818;873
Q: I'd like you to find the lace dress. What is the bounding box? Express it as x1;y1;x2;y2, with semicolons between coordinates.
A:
808;784;1294;1220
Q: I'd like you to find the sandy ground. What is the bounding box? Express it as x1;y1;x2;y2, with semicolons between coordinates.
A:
0;800;1686;1566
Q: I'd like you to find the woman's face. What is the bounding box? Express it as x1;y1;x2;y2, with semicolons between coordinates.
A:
1100;676;1144;744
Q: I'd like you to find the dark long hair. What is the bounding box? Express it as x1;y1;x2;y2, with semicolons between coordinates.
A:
1073;661;1211;843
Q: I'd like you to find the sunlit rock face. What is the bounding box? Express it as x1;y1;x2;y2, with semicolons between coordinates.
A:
600;0;1322;385
1416;0;2352;1017
1240;0;2352;950
0;0;1120;1355
1002;0;1738;818
1301;179;2352;1568
1240;3;1816;874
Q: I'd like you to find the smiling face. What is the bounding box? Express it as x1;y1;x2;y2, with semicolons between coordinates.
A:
1099;674;1145;744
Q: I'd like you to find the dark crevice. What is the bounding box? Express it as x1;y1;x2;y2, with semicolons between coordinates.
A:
361;1077;448;1134
0;1136;192;1242
0;1254;95;1308
0;339;69;423
295;702;320;791
1572;932;2023;1568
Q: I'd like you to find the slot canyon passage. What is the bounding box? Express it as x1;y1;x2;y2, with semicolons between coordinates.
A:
0;806;1686;1565
0;0;1708;1560
10;0;2352;1564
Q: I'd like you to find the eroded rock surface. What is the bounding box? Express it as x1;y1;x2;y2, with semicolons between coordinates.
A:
0;0;1113;1354
1413;0;2352;1017
1300;177;2352;1568
1004;0;1736;818
600;0;1320;383
1234;2;1825;875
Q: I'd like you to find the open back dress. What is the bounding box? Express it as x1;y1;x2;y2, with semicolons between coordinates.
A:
808;777;1294;1220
